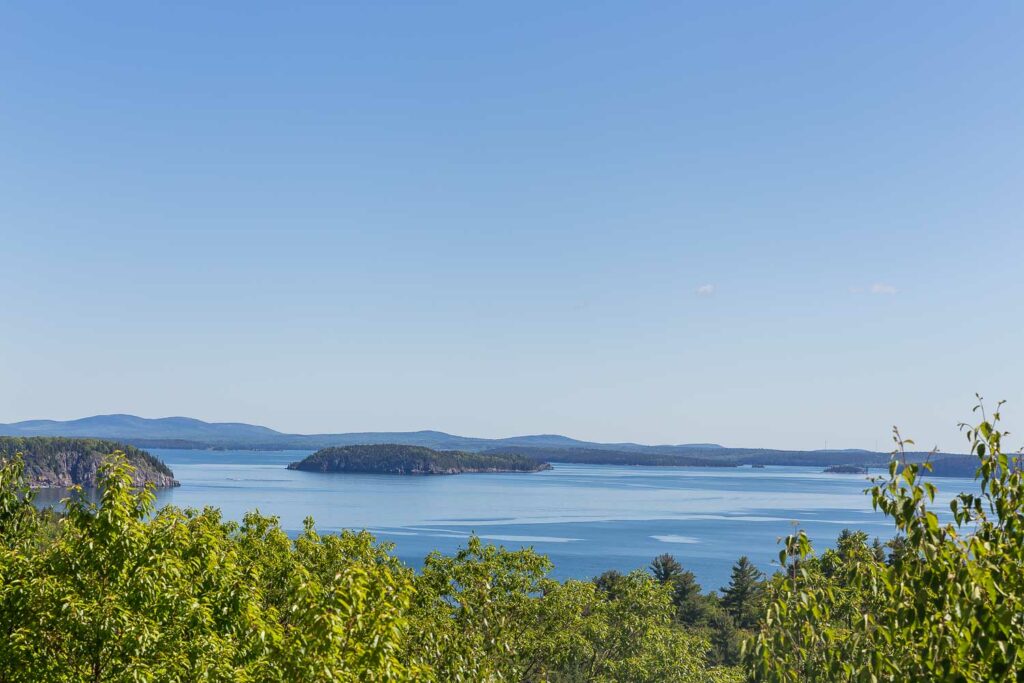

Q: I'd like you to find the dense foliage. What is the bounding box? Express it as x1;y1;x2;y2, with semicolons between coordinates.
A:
0;437;175;488
748;398;1024;681
288;444;550;474
0;453;735;681
483;447;735;468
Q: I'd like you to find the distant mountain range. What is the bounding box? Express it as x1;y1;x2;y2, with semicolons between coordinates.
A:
0;414;975;475
0;414;725;453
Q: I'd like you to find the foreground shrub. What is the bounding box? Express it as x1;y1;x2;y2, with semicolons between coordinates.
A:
0;456;416;681
748;398;1024;681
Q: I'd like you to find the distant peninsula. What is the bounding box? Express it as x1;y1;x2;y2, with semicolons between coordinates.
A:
0;436;178;488
287;444;552;475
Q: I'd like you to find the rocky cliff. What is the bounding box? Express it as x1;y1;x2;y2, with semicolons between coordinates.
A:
0;436;178;488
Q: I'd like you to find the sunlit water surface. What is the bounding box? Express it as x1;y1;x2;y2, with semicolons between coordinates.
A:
35;449;975;591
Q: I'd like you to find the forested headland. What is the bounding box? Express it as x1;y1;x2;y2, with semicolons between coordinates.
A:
0;399;1020;681
0;436;177;488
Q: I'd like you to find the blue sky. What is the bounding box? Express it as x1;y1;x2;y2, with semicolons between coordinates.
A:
2;3;1022;450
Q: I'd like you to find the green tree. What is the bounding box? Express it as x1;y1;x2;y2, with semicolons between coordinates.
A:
870;536;886;563
720;556;763;630
705;609;742;668
0;455;38;548
408;536;551;681
670;569;712;626
408;540;737;682
650;553;684;583
529;571;728;682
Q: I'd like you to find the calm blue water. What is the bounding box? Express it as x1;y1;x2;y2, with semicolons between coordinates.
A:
36;449;977;592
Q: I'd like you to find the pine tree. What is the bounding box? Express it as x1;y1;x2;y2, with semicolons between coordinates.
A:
871;536;886;562
671;569;708;625
649;553;683;583
720;555;764;629
706;609;742;666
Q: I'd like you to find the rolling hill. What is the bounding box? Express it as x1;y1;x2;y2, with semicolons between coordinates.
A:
0;414;722;453
0;414;975;475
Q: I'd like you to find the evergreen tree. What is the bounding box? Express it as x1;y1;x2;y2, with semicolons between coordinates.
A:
720;556;764;629
706;609;742;666
871;536;886;563
648;554;724;628
885;534;911;566
670;569;707;625
649;553;684;583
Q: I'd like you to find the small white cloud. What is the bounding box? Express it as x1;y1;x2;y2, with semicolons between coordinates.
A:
870;283;897;295
695;284;715;296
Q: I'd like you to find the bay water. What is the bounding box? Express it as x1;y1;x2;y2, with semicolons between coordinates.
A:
36;449;974;592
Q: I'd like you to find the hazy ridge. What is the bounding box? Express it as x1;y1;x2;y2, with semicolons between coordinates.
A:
0;414;723;453
0;414;976;474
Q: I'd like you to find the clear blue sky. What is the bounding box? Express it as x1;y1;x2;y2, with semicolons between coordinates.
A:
2;3;1021;450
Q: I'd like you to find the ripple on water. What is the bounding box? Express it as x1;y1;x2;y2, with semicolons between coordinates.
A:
651;535;699;544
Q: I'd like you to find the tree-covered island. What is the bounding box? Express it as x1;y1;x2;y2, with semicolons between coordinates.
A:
287;443;553;475
822;464;869;474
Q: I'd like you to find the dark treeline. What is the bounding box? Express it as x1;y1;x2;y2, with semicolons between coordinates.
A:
484;446;738;467
484;444;978;475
